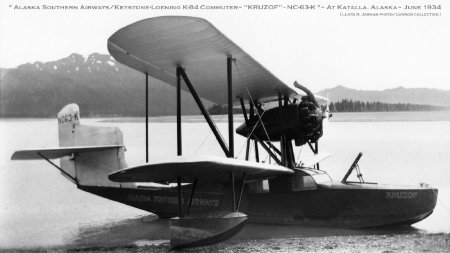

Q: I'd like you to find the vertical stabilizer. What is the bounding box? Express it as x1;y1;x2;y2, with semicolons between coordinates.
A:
56;104;127;186
58;103;80;147
57;104;80;181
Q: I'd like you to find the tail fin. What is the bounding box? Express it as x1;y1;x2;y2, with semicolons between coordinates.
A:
57;103;80;147
56;104;127;186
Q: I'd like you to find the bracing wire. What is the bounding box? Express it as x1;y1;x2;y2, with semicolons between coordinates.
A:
235;109;267;158
295;145;303;167
193;114;226;155
235;141;246;159
233;61;272;143
236;138;257;161
257;103;273;143
233;61;275;158
209;113;228;150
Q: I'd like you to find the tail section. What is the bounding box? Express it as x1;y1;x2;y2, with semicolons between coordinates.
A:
57;103;80;146
56;104;79;181
12;104;128;187
57;103;127;187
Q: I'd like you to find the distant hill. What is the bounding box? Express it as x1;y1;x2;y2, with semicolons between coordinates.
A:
2;54;449;118
317;85;450;107
0;68;10;79
0;53;209;117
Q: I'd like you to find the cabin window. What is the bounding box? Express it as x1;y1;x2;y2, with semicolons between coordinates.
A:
262;180;269;191
248;180;270;193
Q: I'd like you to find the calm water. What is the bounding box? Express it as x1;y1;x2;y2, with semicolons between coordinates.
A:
1;112;450;248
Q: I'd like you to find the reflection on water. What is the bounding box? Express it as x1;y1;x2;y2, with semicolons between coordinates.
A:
72;215;168;247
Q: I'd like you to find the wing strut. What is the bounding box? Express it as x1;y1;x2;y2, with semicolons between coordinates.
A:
239;97;249;125
145;73;149;162
265;141;281;156
227;56;234;158
176;59;235;157
252;135;281;165
245;139;251;160
176;67;182;156
254;140;259;162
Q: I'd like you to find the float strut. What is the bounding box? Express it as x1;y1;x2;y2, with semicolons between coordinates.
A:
230;171;236;211
177;177;183;217
185;178;197;216
236;172;247;211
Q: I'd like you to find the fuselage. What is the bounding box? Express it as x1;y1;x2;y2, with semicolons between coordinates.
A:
79;168;437;228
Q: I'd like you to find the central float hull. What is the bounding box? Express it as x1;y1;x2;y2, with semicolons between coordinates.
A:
80;183;437;228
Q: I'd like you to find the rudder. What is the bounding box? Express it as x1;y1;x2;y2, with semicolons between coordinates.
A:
57;104;127;187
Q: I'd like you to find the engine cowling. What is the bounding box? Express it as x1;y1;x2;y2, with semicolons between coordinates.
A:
236;100;323;146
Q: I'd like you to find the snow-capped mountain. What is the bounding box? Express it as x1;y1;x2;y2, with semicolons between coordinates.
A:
1;53;209;117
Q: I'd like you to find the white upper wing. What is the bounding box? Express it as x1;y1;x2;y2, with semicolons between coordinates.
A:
108;16;297;105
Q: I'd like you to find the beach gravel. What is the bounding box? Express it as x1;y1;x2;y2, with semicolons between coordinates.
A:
4;233;448;252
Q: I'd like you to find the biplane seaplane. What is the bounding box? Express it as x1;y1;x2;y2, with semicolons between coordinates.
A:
12;16;437;248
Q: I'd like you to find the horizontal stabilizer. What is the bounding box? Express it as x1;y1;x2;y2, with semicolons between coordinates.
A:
109;156;294;183
11;145;123;160
298;152;330;168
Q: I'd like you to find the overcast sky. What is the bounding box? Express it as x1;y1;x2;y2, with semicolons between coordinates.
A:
1;0;449;92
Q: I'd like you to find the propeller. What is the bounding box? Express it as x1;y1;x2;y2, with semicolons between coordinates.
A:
293;81;319;107
293;81;326;169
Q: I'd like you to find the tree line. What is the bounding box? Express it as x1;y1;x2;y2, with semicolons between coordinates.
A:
208;99;447;116
327;99;447;112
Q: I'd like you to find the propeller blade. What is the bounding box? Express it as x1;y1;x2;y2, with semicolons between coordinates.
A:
293;81;319;107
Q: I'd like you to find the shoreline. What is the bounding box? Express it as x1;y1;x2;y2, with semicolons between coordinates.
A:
2;233;449;252
2;111;450;123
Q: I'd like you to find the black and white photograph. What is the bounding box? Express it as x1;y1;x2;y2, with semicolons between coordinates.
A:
1;0;449;252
